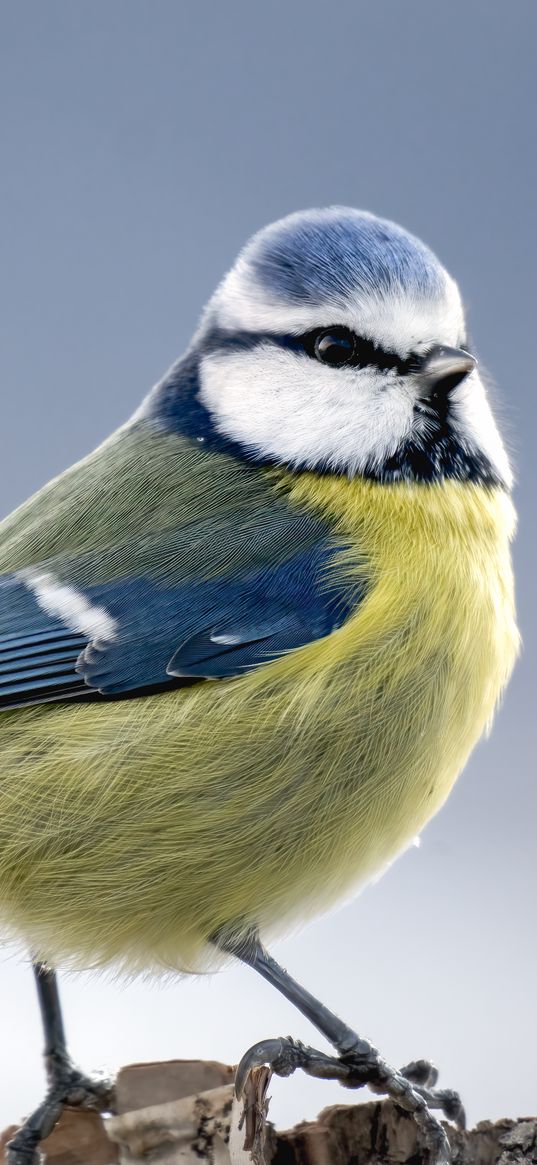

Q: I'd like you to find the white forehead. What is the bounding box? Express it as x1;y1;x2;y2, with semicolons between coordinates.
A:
209;207;466;357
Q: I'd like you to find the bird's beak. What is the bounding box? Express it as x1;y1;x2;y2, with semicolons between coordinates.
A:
416;345;477;397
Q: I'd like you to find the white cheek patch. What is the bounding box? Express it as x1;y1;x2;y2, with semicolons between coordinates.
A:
450;373;513;488
21;570;118;643
199;347;416;475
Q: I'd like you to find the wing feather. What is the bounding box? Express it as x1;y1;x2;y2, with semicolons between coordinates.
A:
0;426;367;709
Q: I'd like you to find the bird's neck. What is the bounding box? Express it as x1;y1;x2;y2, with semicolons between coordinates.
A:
278;471;516;565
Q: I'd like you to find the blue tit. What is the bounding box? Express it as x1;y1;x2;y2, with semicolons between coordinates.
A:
0;208;518;1164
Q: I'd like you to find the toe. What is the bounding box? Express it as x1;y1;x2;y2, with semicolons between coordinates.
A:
400;1058;439;1088
235;1038;289;1098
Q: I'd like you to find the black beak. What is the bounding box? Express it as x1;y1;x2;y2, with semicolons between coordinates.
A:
417;345;477;399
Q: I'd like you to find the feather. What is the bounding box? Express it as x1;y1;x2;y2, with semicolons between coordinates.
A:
0;437;518;973
0;207;518;981
0;431;361;706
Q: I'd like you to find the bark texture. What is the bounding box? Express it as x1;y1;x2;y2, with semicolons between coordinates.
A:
1;1060;535;1165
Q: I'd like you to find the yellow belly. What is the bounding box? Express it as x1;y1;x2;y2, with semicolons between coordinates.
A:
0;478;518;972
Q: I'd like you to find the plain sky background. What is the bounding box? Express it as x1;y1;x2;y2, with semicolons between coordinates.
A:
0;0;535;1138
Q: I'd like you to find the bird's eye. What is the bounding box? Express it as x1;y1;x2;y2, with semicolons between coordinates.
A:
313;327;356;367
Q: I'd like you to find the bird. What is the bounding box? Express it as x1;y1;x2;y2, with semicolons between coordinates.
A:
0;207;518;1164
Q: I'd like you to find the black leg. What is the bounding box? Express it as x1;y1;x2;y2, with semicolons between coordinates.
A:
6;961;115;1165
218;931;464;1164
34;962;67;1071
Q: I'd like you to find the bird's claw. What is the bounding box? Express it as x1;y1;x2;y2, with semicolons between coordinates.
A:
400;1060;465;1129
235;1037;305;1098
400;1058;439;1089
5;1062;115;1165
417;1086;466;1130
56;1067;113;1111
235;1037;462;1163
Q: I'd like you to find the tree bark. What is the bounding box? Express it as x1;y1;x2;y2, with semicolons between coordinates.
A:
2;1060;535;1165
272;1101;537;1165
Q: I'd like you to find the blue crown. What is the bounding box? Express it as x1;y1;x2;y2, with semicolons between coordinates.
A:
244;207;445;304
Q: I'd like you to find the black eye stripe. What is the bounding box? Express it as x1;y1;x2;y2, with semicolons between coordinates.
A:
201;323;418;374
302;327;415;374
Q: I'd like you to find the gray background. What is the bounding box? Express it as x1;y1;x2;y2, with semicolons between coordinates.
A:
0;0;535;1134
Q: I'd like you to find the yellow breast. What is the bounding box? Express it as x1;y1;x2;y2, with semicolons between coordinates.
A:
0;476;519;972
273;473;519;882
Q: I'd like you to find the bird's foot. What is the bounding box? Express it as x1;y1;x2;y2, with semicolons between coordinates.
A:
6;1053;115;1165
236;1039;463;1163
400;1059;466;1127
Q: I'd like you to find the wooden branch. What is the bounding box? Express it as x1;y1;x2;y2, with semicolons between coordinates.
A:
1;1060;535;1164
272;1100;537;1165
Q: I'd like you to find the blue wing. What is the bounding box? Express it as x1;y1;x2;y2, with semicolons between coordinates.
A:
0;579;88;706
0;541;364;710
